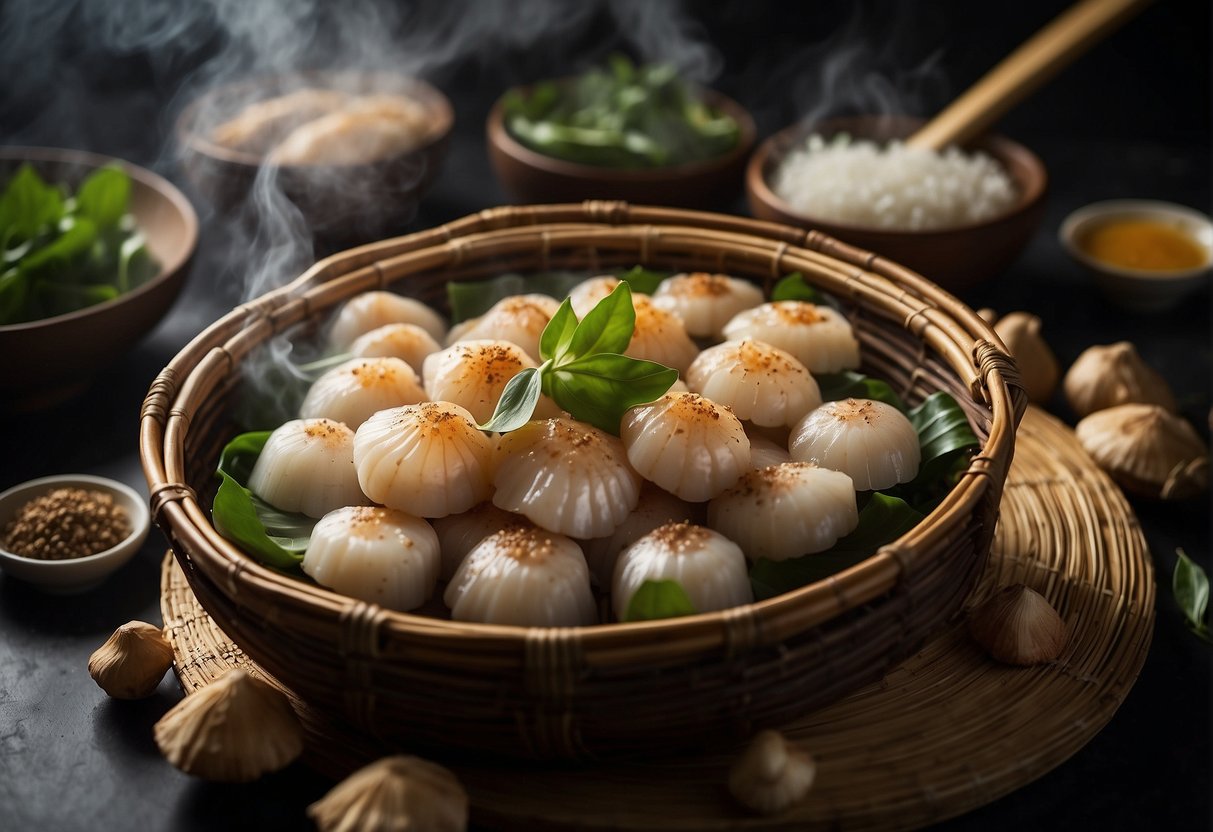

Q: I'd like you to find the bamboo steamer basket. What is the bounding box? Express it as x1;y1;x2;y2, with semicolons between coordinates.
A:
140;202;1026;760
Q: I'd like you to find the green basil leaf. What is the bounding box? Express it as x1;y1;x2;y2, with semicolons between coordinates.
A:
212;472;306;570
539;298;578;363
615;265;669;295
771;272;824;303
816;371;905;411
544;353;677;434
1174;548;1211;642
74;165;130;230
0;268;29;325
0;164;64;244
218;430;272;483
478;366;544;433
750;493;923;600
19;216;97;278
880;391;980;513
32;279;118;317
566;281;634;359
622;578;697;622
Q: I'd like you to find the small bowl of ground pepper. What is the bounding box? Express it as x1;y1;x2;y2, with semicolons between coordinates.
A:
0;474;150;594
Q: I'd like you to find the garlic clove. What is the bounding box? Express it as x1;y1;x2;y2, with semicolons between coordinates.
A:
727;729;816;815
967;584;1066;666
308;755;469;832
1075;403;1209;499
992;311;1060;405
153;669;303;782
88;620;174;700
1064;341;1178;418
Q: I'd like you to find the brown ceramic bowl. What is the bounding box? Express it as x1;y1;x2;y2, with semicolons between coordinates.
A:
486;86;756;208
177;71;453;245
0;147;197;413
746;116;1047;292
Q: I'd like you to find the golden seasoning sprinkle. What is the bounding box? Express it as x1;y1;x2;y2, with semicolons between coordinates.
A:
774;302;826;325
350;362;396;388
650;521;711;554
493;526;557;562
303;419;349;443
2;487;131;560
682;273;730;297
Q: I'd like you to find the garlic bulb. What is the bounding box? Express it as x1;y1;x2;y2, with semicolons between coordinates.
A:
348;323;442;375
722;302;860;374
154;669;303;782
580;482;703;589
299;357;428;429
88;621;174;699
303;506;440;611
247;419;366;518
727;730;816;815
1064;341;1178;417
625;295;700;374
567;275;650;318
788;398;921;491
493;417;641;538
650;272;764;339
431;501;526;581
422;339;560;425
686;339;822;428
445;294;560;361
611;522;753;619
967;584;1066;665
308;755;469;832
444;525;597;626
708;462;858;561
748;435;791;470
992;311;1060;404
621;393;751;502
328;291;447;349
1075;404;1209;499
354;402;494;518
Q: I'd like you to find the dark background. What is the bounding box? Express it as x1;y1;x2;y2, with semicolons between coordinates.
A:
1;1;1210;830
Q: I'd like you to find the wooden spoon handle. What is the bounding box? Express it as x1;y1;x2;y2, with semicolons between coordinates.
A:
907;0;1153;151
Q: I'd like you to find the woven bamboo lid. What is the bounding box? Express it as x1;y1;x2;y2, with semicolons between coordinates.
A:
161;405;1153;830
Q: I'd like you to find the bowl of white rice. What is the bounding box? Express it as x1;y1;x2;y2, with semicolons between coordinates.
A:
746;115;1047;292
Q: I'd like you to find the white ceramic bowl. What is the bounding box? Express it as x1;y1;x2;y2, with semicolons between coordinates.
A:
0;474;150;594
1059;199;1213;313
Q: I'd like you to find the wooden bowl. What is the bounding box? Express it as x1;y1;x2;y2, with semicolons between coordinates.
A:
486;88;755;208
746;116;1048;292
0;147;197;413
176;71;454;246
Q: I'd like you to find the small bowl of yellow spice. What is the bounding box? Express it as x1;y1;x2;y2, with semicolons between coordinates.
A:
1060;199;1212;313
0;474;150;594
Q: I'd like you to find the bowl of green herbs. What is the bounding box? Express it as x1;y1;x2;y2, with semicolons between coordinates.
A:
487;56;755;208
0;147;198;412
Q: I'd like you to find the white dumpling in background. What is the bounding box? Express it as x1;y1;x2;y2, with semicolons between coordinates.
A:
625;295;699;374
567;275;651;318
328;291;447;349
348;323;442;376
722;302;860;374
789;398;921;491
422;339;560;426
686;338;822;428
430;501;526;582
247;418;366;519
445;294;561;362
650;272;764;339
299;357;428;429
579;482;703;590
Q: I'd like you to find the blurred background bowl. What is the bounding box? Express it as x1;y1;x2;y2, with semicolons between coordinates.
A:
176;71;453;246
486;87;755;208
1059;199;1212;313
0;147;197;413
745;115;1047;293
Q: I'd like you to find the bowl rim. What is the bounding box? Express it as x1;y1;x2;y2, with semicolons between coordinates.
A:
1058;198;1213;281
0;145;199;333
486;83;757;183
175;70;456;171
745;116;1048;239
0;473;151;567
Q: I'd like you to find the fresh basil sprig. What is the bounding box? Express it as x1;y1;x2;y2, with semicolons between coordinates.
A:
479;282;678;435
623;579;698;622
1174;548;1211;644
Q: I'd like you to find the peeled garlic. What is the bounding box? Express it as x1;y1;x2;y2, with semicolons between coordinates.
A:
967;584;1066;666
154;669;303;782
308;755;469;832
650;272;764;339
788;398;921;491
1064;341;1178;418
727;730;816;815
992;311;1060;404
88;621;174;699
1075;403;1209;499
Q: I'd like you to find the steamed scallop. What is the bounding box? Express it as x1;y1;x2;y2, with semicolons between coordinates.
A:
621;393;750;502
789;398;921;491
722;302;860;374
686;339;822;428
650;272;764;339
443;525;597;627
328;291;447;349
611;522;753;620
708;462;858;561
567;275;651;318
347;323;442;375
579;482;703;589
247;419;365;518
422;339;560;425
493;418;641;538
353;402;494;519
445;294;561;361
303;506;439;611
299;357;428;429
625;296;700;374
431;501;525;581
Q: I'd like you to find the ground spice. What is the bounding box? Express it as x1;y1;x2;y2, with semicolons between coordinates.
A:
2;487;131;560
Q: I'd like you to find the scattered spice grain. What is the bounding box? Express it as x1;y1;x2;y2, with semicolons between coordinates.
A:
2;487;130;560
